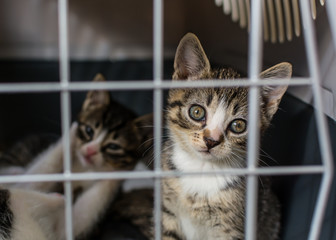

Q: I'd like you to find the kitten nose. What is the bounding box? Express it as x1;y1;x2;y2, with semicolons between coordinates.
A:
203;136;220;150
86;146;97;157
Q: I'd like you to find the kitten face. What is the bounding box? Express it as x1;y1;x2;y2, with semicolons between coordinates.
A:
168;33;292;166
168;87;249;166
74;74;152;171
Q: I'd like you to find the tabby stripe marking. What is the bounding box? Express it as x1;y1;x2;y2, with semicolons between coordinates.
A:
206;94;213;106
108;121;127;133
169;118;189;129
162;205;176;217
233;103;240;115
163;230;183;240
0;189;13;239
226;91;238;107
169;100;183;108
166;159;177;170
182;91;192;103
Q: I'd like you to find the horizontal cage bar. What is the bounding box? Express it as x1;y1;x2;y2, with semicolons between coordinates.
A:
0;165;325;184
0;77;311;93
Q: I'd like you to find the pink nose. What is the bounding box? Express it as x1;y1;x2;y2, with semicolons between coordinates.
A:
86;146;97;157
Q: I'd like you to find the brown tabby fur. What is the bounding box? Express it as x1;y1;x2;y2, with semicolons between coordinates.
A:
0;74;153;240
159;33;291;240
113;33;291;240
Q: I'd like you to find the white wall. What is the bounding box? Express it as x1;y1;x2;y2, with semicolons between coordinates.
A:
0;0;335;120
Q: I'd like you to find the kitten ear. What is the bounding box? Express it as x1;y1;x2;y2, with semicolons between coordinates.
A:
260;62;292;118
82;73;110;110
173;33;211;80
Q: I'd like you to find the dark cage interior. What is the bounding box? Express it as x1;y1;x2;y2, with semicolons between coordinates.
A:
0;0;335;239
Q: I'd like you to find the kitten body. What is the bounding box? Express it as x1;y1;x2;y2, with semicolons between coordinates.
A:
0;187;64;240
160;33;291;240
0;74;153;239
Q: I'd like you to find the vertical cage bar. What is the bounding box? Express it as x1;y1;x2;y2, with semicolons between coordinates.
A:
299;1;334;240
246;0;264;239
58;0;73;239
326;0;336;50
153;0;163;239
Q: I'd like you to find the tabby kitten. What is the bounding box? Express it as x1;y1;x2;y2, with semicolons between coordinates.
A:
160;33;291;240
0;74;153;239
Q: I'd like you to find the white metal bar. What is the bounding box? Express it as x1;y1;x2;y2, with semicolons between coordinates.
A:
153;0;163;239
246;0;264;239
58;0;73;239
0;166;326;184
0;78;312;93
266;0;277;43
326;0;336;50
293;0;301;37
299;1;334;240
283;0;293;41
275;0;285;43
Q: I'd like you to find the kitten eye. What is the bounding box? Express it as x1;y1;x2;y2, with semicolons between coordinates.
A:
229;119;247;134
77;123;94;141
106;143;121;151
85;126;94;139
189;105;206;121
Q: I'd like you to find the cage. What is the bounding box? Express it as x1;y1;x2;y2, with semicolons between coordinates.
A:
0;0;335;240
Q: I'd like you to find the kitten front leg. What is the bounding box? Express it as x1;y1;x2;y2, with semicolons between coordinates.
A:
72;179;122;238
14;122;78;192
161;204;185;240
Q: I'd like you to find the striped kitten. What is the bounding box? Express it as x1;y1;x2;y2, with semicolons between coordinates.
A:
160;33;291;240
0;74;153;239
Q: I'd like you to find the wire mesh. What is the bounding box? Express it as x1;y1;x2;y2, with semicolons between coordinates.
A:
299;0;334;239
0;0;334;239
245;0;264;238
58;0;73;239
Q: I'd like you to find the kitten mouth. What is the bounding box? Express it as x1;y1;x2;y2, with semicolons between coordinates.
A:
78;152;94;166
84;157;94;165
199;149;211;155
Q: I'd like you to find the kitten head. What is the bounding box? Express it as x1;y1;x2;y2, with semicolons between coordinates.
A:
168;33;291;166
73;74;153;171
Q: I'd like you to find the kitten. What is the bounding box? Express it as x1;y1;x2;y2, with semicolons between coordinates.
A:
0;74;153;239
159;33;291;240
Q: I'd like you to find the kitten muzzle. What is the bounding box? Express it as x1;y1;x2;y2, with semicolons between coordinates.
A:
203;136;220;149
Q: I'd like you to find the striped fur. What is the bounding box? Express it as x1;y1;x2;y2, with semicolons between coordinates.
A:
0;74;153;239
160;33;292;240
0;189;13;240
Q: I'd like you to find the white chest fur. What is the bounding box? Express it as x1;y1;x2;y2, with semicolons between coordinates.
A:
172;145;237;197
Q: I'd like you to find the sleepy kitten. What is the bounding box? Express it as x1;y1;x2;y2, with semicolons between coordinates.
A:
0;74;153;239
160;33;291;240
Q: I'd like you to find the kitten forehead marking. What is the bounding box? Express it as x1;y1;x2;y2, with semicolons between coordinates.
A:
206;100;226;139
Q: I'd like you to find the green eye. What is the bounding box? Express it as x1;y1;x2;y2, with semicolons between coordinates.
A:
189;105;206;121
229;119;247;134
